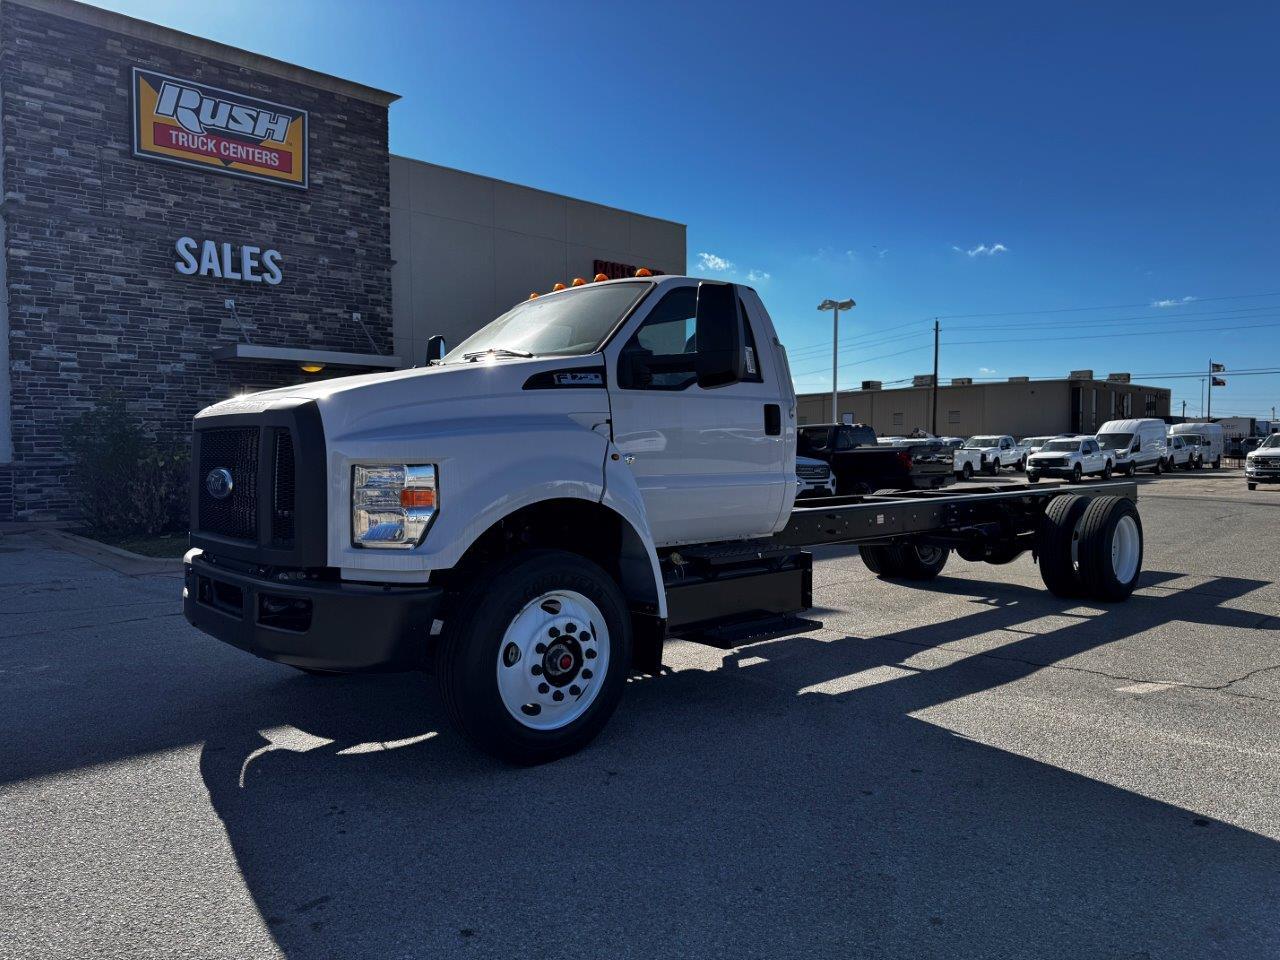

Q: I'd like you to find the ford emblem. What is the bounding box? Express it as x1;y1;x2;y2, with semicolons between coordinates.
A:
205;468;234;500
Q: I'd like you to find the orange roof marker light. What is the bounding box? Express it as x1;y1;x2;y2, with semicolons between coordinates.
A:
552;282;567;291
528;292;539;299
594;273;609;282
634;267;653;277
570;277;587;287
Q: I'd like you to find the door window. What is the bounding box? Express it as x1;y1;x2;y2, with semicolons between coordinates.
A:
617;286;697;390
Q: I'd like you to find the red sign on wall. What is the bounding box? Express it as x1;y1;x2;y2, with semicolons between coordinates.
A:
132;68;308;189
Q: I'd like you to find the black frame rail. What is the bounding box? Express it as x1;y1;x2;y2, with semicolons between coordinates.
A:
774;480;1139;548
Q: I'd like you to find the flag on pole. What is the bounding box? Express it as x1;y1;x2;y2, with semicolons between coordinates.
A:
1212;377;1227;387
1211;362;1226;373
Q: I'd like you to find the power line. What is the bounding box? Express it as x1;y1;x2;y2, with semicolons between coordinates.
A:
933;290;1280;321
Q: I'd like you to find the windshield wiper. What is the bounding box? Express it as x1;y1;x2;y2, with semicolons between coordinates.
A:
461;348;534;362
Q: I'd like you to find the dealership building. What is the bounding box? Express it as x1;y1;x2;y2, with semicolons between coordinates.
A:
0;0;685;521
797;372;1172;438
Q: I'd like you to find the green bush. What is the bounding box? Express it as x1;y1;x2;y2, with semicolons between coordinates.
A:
63;395;190;536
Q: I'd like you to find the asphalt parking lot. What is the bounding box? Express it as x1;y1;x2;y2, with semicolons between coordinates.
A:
2;469;1277;959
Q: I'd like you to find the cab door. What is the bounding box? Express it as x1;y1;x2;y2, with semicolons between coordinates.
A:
606;281;789;546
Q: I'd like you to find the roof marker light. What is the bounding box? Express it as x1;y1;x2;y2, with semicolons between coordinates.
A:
571;277;586;286
594;273;609;282
552;282;567;291
528;292;539;299
634;267;653;277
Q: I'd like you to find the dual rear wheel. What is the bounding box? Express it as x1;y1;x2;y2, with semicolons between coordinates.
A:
1036;494;1143;601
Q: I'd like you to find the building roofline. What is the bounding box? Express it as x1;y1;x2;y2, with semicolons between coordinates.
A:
5;0;400;107
389;154;688;229
797;377;1172;398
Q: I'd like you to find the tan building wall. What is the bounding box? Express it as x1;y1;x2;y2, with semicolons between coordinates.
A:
798;379;1172;437
390;157;686;364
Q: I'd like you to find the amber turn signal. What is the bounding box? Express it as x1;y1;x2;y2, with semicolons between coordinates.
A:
399;488;436;509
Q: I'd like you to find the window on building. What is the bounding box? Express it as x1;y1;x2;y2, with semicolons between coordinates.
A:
1122;394;1132;417
893;412;904;427
948;409;960;424
1145;394;1157;416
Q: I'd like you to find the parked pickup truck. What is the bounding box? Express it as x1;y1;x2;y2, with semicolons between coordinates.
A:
183;274;1145;764
961;435;1024;474
797;423;954;494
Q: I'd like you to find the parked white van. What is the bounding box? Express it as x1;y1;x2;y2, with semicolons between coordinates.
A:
1096;418;1169;475
1170;422;1224;469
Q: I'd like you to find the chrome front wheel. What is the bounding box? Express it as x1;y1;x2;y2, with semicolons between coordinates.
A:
496;590;610;731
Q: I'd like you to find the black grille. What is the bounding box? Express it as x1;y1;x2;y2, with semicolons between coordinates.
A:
272;430;296;544
198;427;260;540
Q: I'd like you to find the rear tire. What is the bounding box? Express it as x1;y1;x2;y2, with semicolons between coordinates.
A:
1126;462;1136;477
962;462;973;480
1075;496;1143;602
1102;462;1113;479
1027;475;1040;483
1213;457;1221;469
1036;494;1090;599
436;549;631;765
1248;482;1257;491
860;544;949;580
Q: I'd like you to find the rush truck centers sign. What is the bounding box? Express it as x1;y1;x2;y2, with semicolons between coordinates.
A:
132;68;308;188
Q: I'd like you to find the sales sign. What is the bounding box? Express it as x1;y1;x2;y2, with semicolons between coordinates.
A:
132;68;308;188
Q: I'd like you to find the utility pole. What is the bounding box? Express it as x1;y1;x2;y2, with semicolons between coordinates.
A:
1207;359;1213;420
1200;379;1206;418
930;319;940;435
1182;399;1187;419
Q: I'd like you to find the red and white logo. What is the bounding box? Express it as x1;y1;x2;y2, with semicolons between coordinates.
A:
132;68;308;188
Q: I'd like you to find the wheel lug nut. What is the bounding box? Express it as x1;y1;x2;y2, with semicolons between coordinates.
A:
535;642;547;654
581;669;593;679
564;623;576;634
585;649;597;659
547;627;559;638
531;665;542;676
538;682;549;694
569;685;581;696
552;690;564;702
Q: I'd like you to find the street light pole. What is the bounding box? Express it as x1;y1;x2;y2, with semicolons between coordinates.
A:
818;298;855;422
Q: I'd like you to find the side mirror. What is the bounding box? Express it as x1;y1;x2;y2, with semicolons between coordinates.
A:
694;282;744;389
424;335;447;364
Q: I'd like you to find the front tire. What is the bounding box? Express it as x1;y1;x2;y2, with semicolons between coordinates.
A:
1213;457;1221;469
1102;462;1113;479
1069;464;1082;484
1248;482;1257;490
1153;459;1163;476
436;549;631;765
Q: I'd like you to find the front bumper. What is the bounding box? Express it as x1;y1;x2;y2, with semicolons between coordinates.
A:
797;477;836;497
183;550;443;672
1246;463;1280;484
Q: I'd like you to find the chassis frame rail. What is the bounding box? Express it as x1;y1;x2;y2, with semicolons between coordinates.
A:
774;480;1139;548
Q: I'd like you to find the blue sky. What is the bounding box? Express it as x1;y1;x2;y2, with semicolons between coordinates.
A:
93;0;1280;419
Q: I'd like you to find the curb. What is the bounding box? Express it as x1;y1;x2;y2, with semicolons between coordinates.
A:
33;528;185;576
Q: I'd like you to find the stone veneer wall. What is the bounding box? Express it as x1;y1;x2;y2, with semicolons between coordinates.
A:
0;1;393;520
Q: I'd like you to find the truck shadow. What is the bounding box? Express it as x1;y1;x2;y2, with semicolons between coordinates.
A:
198;569;1280;959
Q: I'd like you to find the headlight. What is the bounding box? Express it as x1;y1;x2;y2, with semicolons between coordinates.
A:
352;464;438;548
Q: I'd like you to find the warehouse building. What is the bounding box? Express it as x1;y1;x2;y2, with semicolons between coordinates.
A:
797;371;1172;438
0;0;685;521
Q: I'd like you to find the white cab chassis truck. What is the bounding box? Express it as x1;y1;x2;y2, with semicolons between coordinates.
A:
184;276;1145;764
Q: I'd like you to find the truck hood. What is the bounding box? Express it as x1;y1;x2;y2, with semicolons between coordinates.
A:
195;355;605;421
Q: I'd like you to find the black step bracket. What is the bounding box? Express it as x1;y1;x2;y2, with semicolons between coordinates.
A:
677;614;824;650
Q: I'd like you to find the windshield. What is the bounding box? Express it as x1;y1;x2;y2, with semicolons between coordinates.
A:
1097;432;1133;449
964;436;1001;448
1261;435;1280;449
1041;440;1078;452
1023;436;1052;447
1179;434;1201;444
443;281;650;362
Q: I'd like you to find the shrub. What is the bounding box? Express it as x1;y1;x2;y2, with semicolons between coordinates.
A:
63;395;190;536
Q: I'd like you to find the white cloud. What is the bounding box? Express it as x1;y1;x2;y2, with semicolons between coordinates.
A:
746;269;771;282
954;242;1008;258
979;367;997;374
696;252;734;272
1153;295;1196;308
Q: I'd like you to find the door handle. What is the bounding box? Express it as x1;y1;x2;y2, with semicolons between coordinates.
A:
764;404;782;436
